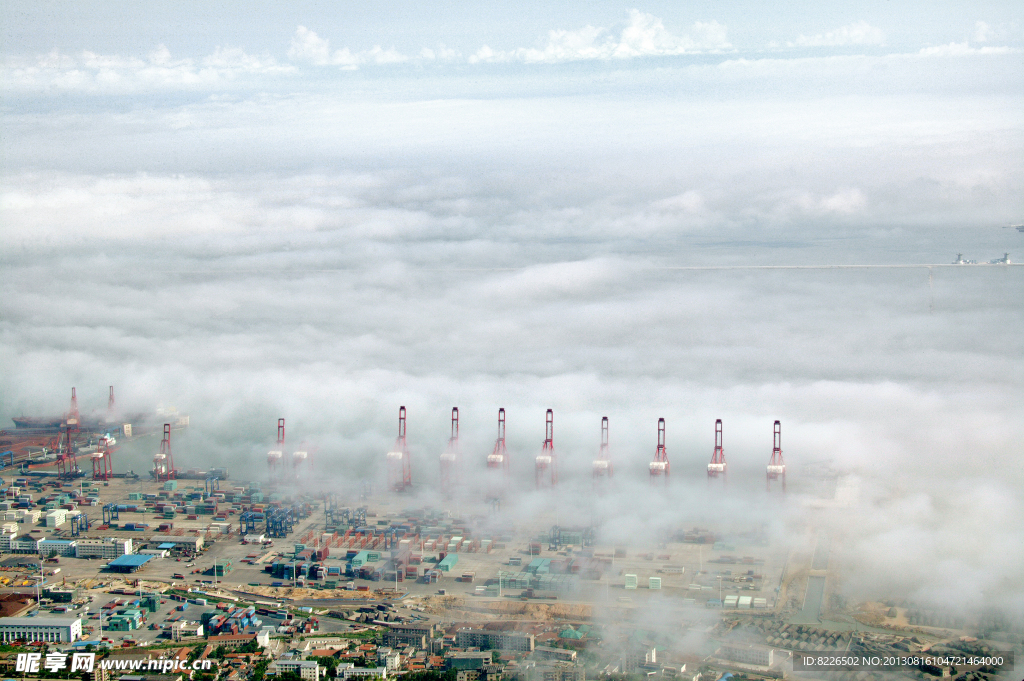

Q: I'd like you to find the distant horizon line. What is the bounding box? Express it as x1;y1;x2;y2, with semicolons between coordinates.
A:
142;262;1022;273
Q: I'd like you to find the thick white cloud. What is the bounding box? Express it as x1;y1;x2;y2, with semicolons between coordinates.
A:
917;42;1020;57
287;26;408;69
972;20;997;43
1;44;294;92
470;11;730;64
792;21;885;47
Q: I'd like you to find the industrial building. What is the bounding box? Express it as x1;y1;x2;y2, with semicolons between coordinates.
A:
42;586;78;603
0;616;82;643
208;632;270;648
76;537;133;559
38;538;77;557
9;534;40;553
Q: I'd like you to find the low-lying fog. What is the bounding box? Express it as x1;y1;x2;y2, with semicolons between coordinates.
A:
1;5;1021;626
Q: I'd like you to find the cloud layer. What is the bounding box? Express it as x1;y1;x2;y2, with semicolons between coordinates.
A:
2;1;1023;629
792;21;885;47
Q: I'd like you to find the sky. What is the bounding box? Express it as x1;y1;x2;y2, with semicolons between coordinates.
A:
2;1;1023;624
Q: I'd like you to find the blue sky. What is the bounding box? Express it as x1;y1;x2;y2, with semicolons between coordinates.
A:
3;0;1021;57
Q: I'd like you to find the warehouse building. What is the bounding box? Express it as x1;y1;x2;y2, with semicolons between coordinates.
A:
0;616;82;643
106;554;153;573
148;535;203;551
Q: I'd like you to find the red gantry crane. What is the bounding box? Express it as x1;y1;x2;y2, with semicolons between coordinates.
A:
267;418;285;472
153;423;176;481
92;436;113;480
592;416;612;480
535;409;556;488
487;408;509;476
707;418;726;481
57;388;81;479
292;445;309;475
649;417;669;483
439;407;460;496
766;420;786;492
68;387;80;427
387;406;412;491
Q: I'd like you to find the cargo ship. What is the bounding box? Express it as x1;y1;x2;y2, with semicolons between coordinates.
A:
149;467;229;481
11;413;148;432
11;416;64;429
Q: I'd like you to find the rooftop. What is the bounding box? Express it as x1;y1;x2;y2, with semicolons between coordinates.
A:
108;554;154;568
0;616;82;627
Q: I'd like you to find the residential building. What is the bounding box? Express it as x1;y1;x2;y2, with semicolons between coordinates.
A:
535;647;576;663
0;616;82;643
456;665;504;681
384;622;433;648
271;660;321;681
513;661;584;681
446;652;494;671
336;664;387;681
718;644;773;667
377;648;400;673
620;645;656;674
456;628;534;653
171;621;204;641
